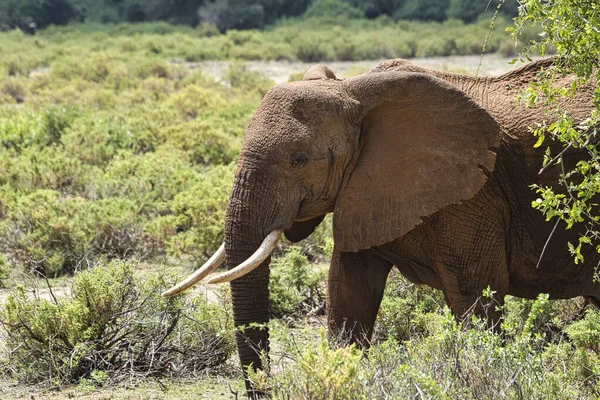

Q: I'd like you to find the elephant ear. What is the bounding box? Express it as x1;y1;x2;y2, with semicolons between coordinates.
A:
284;215;326;242
333;71;500;252
303;65;337;81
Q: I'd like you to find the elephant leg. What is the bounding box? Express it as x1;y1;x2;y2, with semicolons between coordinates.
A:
431;201;510;329
327;248;393;346
437;263;508;329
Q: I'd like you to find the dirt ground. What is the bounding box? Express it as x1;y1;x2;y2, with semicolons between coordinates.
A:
0;376;246;400
186;54;523;84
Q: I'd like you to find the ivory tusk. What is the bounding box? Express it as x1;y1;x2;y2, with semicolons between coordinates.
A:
161;243;226;297
207;229;282;284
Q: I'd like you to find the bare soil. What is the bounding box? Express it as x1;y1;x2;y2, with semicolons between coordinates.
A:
189;54;523;84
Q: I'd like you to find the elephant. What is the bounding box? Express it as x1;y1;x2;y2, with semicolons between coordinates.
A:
163;57;598;397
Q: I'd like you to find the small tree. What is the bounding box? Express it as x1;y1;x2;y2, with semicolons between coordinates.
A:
510;1;600;262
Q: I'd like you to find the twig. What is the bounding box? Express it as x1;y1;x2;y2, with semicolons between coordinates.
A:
229;384;239;399
155;377;167;392
574;10;600;34
414;383;425;400
154;310;181;353
535;214;563;269
477;0;506;77
43;274;59;306
538;129;589;176
538;140;575;175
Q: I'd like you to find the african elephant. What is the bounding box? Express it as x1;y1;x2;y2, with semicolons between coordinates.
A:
163;58;598;397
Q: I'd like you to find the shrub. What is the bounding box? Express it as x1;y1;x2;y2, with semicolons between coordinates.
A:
0;145;91;193
1;77;27;103
167;85;227;120
375;269;445;341
84;198;146;259
248;327;363;398
294;36;334;62
2;55;27;76
196;22;220;37
269;246;327;319
97;148;199;214
415;36;455;57
0;253;10;287
0;260;235;385
0;189;171;276
159;119;240;165
223;62;274;96
566;309;600;354
0;107;78;151
60;115;133;166
166;164;235;261
304;0;364;20
255;293;599;399
0;190;93;276
501;294;581;342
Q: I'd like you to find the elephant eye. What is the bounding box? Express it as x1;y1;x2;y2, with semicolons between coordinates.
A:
292;152;308;167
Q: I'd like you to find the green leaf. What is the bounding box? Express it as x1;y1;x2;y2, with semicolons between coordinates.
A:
533;134;545;148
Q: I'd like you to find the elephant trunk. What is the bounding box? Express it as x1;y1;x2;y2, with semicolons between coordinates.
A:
224;167;278;395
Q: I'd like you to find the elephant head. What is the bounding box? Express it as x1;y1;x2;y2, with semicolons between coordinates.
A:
163;64;500;394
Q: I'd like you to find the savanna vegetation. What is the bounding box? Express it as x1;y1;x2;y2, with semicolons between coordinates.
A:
0;0;539;66
0;0;519;32
0;19;335;395
0;0;599;399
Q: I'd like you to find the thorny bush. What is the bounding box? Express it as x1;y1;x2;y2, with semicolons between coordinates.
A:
0;260;235;386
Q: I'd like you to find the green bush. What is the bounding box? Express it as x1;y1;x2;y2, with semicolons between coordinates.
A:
501;294;581;342
60;115;133;166
223;62;274;97
0;31;270;277
0;260;235;385
0;107;79;151
566;309;600;354
304;0;364;20
269;246;327;319
249;327;363;398
97;148;200;212
293;35;334;62
254;294;600;399
0;253;10;287
0;77;27;103
0;190;92;276
158;120;239;165
167;84;227;120
375;270;445;341
167;164;235;261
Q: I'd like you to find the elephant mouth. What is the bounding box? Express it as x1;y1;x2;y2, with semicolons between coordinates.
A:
161;229;283;297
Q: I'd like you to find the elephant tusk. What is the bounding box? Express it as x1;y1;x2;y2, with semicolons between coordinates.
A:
161;243;226;297
207;229;283;284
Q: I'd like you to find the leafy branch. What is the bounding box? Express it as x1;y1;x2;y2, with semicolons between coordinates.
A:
511;0;600;263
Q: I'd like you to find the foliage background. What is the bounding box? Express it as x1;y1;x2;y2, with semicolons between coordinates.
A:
514;0;600;264
0;0;520;31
